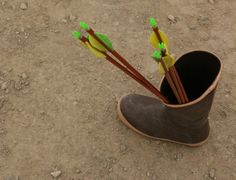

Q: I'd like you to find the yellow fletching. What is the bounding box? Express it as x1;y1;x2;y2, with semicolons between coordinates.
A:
88;35;107;52
150;31;169;50
86;42;106;58
158;55;175;74
80;41;88;48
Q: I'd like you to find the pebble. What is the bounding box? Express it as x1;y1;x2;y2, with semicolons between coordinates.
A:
209;168;216;179
146;171;151;177
167;14;176;23
1;82;8;90
208;0;215;4
108;168;113;172
62;18;68;23
21;72;27;79
20;2;28;10
123;167;128;172
76;169;81;174
69;15;76;21
51;170;62;178
120;144;128;152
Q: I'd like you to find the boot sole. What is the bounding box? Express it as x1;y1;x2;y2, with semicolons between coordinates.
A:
117;96;209;147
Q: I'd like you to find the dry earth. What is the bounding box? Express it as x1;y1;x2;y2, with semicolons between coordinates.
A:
0;0;236;179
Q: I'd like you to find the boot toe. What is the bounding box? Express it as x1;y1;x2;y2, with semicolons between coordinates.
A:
118;94;165;138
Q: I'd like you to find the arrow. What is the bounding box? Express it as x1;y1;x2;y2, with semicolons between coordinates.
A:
79;21;167;102
153;51;182;104
149;18;189;103
72;30;169;103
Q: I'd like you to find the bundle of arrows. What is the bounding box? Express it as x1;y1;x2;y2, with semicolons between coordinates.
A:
72;18;189;104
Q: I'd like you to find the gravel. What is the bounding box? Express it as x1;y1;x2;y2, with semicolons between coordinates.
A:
209;168;216;179
50;170;62;178
167;14;177;23
20;2;28;10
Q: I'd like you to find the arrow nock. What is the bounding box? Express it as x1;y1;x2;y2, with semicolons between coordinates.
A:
152;50;162;62
72;31;82;39
79;21;90;30
149;17;158;28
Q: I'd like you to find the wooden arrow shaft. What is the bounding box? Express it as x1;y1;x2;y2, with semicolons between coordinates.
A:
153;26;189;104
160;60;182;104
79;34;169;103
86;28;165;102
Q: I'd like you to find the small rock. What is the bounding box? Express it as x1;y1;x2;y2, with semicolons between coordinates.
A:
20;2;28;10
92;19;96;24
167;14;176;23
174;152;183;160
1;82;8;90
75;169;81;174
54;30;60;33
146;171;151;177
51;170;62;178
62;18;68;23
120;144;128;153
209;168;216;179
208;0;215;4
18;108;23;112
108;168;113;172
21;73;27;79
123;167;128;172
69;15;76;21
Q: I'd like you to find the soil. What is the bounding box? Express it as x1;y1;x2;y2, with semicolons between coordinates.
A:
0;0;236;179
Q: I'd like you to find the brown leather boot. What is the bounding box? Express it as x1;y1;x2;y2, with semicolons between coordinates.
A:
117;51;222;146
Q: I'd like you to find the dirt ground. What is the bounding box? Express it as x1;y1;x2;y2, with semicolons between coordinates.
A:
0;0;236;179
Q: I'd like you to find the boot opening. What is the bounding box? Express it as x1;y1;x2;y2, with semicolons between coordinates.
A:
160;51;221;104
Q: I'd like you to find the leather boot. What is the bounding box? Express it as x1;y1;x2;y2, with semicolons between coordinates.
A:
117;51;222;146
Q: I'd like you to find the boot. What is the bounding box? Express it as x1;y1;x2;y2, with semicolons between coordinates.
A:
117;51;222;146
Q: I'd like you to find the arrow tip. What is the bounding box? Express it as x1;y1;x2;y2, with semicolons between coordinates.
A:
79;21;90;30
72;31;82;39
152;50;161;62
150;17;157;28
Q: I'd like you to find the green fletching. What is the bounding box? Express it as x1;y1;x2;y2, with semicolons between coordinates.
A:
150;17;157;28
79;21;90;30
158;42;166;50
72;31;82;39
95;32;113;50
152;51;161;61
